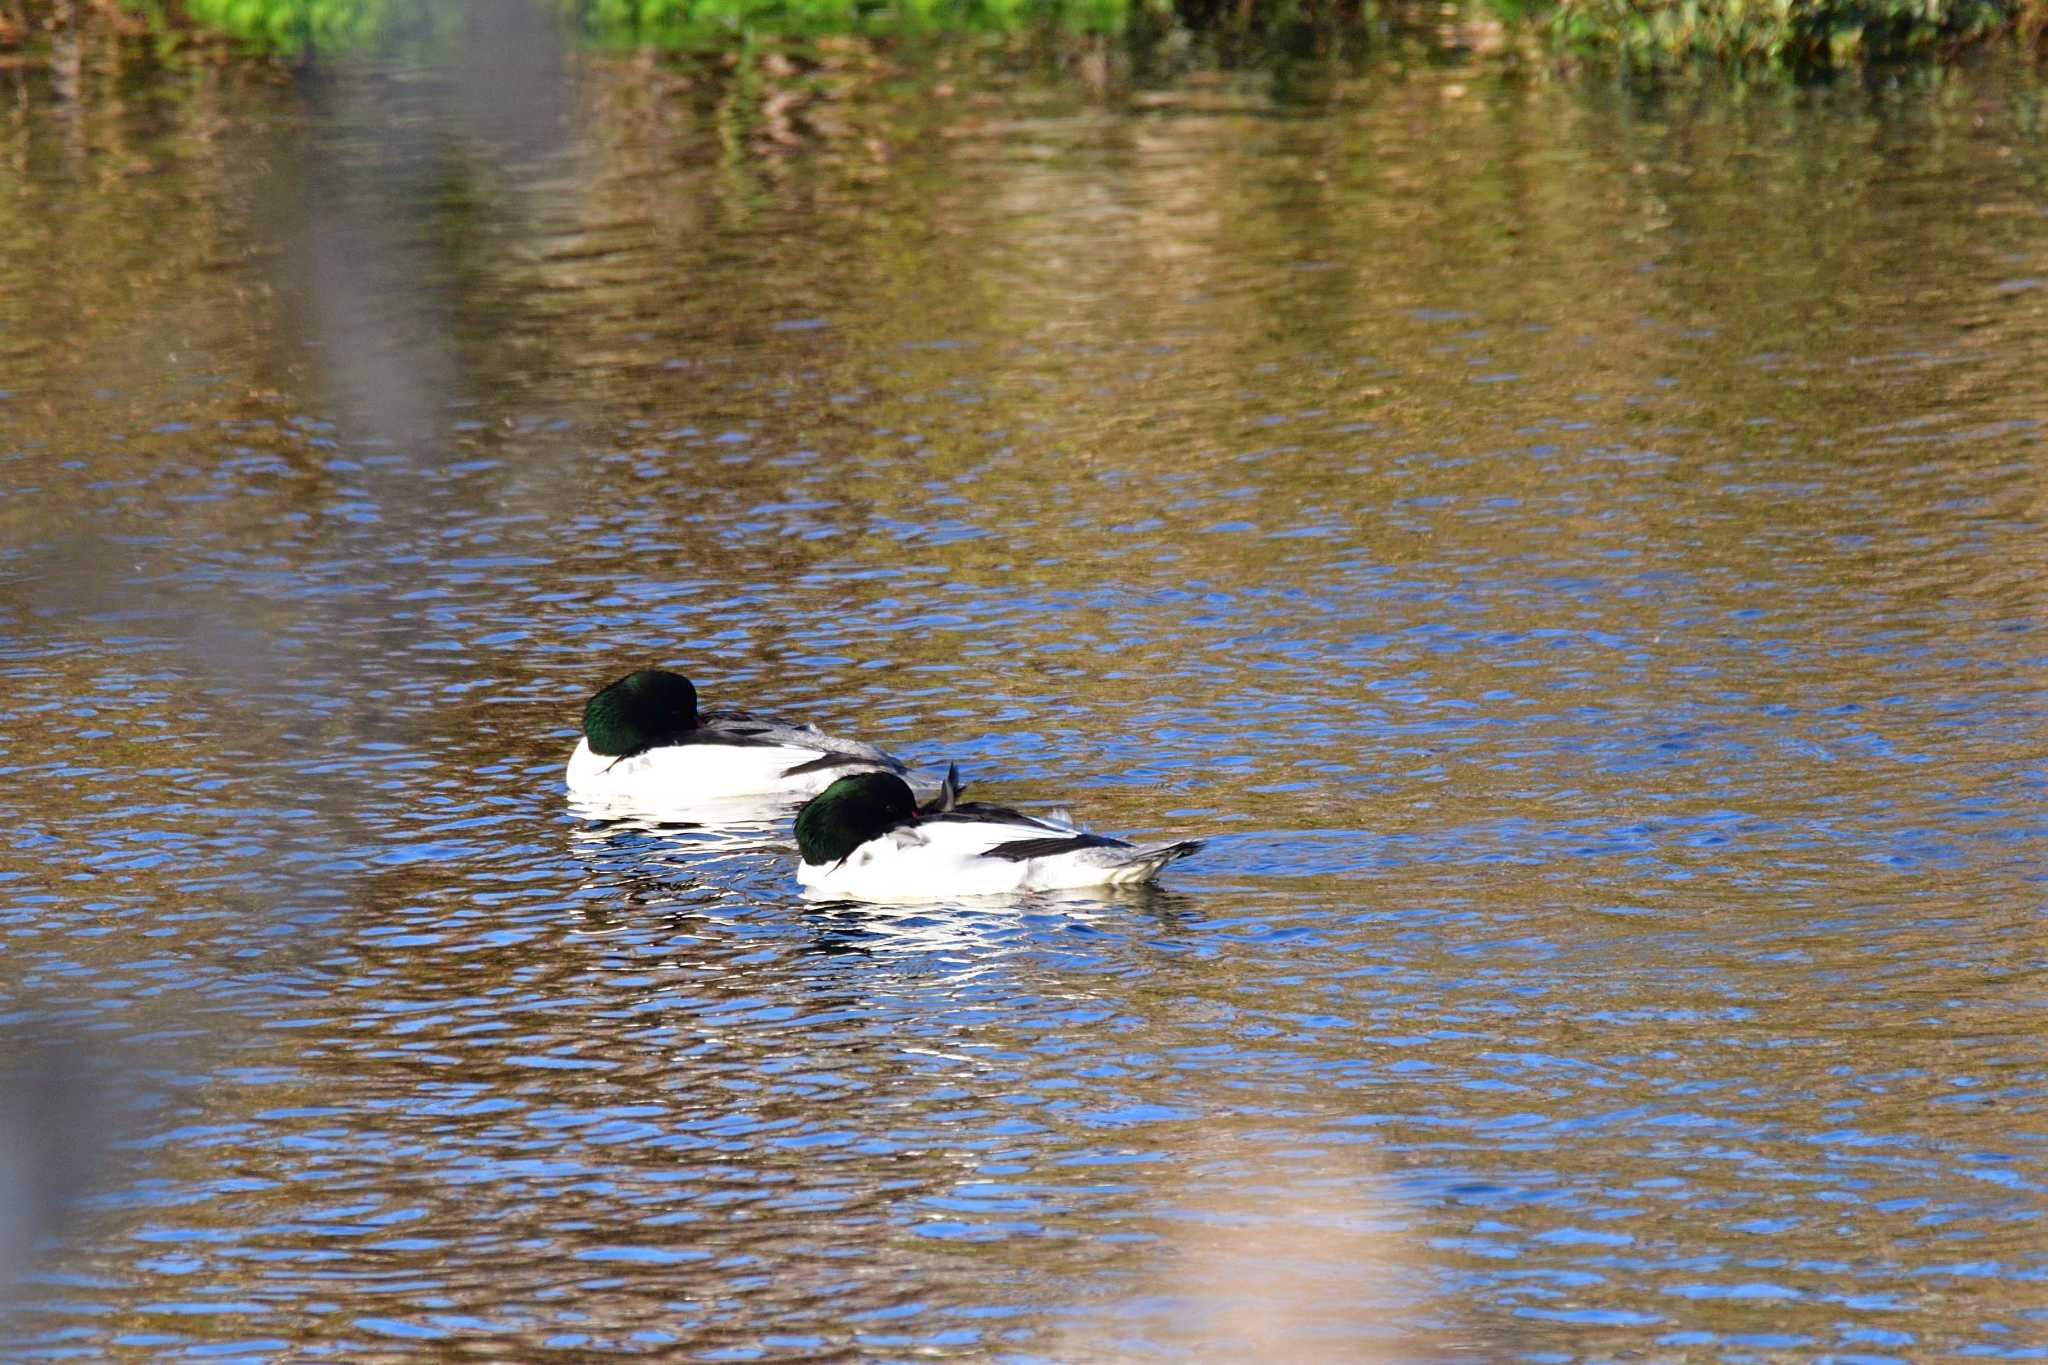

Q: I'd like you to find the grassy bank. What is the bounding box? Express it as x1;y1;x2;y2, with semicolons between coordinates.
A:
1531;0;2042;68
0;0;2041;70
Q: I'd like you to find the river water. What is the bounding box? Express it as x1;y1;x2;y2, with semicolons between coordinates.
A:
1;37;2044;1363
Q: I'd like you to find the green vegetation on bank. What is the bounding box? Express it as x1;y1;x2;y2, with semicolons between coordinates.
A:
0;0;2040;68
575;0;1129;44
153;0;1129;49
1532;0;2034;67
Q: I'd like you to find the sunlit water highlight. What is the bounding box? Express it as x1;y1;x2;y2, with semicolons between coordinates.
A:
1;44;2045;1363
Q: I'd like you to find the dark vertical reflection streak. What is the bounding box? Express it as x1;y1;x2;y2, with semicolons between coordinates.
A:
0;0;569;1304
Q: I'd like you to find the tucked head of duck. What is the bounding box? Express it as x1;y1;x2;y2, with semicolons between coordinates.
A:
795;772;919;866
584;669;700;758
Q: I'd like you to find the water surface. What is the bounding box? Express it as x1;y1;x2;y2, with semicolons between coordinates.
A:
2;44;2045;1362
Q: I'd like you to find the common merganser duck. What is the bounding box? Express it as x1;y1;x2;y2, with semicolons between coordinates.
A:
793;767;1201;902
565;669;922;808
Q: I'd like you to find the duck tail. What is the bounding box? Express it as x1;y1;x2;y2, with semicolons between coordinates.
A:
1114;839;1203;883
919;762;967;815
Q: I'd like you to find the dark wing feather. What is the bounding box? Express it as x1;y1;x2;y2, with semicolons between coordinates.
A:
928;802;1067;830
693;708;904;770
780;751;881;778
678;708;783;746
980;832;1130;862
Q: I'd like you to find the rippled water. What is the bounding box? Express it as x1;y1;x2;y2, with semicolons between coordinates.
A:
2;40;2045;1363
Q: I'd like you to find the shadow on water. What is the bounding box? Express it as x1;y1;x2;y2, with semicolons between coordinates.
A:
1;18;2045;1364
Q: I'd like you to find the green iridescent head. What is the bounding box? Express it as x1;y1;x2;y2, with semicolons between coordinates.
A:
794;772;918;865
583;669;700;758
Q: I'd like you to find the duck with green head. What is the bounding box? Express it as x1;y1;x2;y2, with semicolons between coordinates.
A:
794;766;1201;901
566;668;927;811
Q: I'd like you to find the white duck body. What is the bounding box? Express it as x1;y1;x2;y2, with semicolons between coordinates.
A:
794;771;1200;904
565;711;910;804
565;672;924;811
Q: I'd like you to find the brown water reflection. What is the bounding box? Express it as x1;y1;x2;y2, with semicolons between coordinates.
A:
2;34;2045;1363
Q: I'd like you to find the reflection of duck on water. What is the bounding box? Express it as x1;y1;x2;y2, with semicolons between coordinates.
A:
566;790;797;840
565;669;938;813
794;768;1202;903
566;780;798;917
801;881;1202;956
